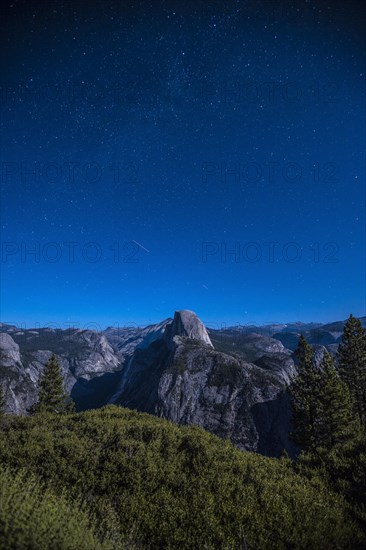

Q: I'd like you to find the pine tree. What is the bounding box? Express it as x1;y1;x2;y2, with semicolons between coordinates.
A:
290;340;360;455
31;354;74;414
315;351;361;451
337;314;366;430
289;335;322;451
296;334;314;371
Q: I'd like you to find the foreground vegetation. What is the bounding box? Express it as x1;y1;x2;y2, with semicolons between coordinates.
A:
0;466;110;549
0;406;364;549
0;314;365;548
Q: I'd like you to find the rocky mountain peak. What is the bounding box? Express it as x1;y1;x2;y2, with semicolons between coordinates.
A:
164;310;213;348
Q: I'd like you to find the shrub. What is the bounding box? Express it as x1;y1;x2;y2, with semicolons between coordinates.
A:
0;465;112;549
0;406;363;549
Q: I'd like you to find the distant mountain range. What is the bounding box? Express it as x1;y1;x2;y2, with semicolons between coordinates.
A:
1;312;365;457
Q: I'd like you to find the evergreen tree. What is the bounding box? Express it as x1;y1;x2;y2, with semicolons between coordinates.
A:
315;351;361;451
289;335;322;451
296;334;314;371
337;314;366;430
31;354;74;414
291;340;361;457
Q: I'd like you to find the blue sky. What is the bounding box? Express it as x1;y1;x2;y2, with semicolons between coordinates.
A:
1;0;365;328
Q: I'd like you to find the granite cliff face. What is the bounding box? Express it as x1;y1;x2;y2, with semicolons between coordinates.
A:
1;311;356;456
164;310;213;348
112;310;296;455
0;326;122;413
0;332;33;414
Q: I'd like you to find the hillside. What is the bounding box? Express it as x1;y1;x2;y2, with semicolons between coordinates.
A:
0;466;109;549
0;406;363;549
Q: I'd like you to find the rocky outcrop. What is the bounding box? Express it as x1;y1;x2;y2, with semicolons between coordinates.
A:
113;311;296;456
155;339;295;455
164;310;213;348
0;332;38;414
0;328;125;413
0;333;21;365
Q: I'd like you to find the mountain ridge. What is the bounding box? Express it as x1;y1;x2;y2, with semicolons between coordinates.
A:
1;311;364;456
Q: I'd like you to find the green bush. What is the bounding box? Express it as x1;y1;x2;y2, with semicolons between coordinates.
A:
0;465;111;549
0;406;363;549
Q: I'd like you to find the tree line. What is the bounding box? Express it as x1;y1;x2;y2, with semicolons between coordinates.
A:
289;314;366;526
290;314;366;451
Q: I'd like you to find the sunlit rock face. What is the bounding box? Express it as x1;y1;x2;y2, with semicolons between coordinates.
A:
112;311;296;457
164;310;213;348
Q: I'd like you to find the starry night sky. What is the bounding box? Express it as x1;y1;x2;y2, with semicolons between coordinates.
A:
1;0;365;328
